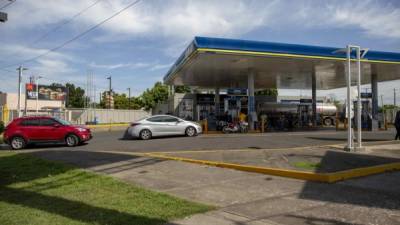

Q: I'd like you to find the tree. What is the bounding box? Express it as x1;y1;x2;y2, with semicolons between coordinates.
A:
140;82;169;110
174;85;191;93
99;91;143;110
65;83;86;108
380;104;399;112
255;88;278;96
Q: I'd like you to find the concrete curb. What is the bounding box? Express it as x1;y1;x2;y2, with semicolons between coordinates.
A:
145;153;400;183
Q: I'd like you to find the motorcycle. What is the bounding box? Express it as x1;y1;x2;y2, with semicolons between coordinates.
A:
222;121;249;133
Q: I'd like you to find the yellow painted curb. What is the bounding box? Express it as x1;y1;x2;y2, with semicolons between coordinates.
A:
145;153;400;183
146;153;329;182
326;162;400;183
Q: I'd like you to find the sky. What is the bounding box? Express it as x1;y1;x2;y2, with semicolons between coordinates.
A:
0;0;399;105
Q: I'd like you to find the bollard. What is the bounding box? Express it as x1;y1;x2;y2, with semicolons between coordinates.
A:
384;113;388;131
335;117;339;131
261;119;265;133
204;119;208;134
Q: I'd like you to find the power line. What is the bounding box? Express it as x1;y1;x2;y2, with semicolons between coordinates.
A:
0;0;15;10
0;0;142;69
1;1;103;64
11;0;103;58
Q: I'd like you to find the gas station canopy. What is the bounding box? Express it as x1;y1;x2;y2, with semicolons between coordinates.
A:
164;37;400;90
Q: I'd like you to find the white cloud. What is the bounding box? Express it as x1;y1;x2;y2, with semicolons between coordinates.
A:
89;61;172;71
328;1;400;39
149;63;172;71
4;0;275;41
89;62;152;70
5;0;400;44
0;44;72;64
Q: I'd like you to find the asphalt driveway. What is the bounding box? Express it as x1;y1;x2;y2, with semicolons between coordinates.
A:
26;128;398;153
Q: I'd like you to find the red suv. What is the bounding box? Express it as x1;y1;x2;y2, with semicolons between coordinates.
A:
3;116;92;150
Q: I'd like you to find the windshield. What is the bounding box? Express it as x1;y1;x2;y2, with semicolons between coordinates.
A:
54;118;71;125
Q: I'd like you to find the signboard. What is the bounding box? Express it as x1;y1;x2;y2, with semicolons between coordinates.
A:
0;12;7;22
26;83;67;101
299;99;313;103
227;88;247;96
361;92;372;98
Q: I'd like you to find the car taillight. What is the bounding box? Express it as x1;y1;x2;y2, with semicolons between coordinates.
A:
130;123;140;127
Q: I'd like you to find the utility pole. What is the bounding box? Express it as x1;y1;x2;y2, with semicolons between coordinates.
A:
24;76;33;116
127;87;131;109
16;66;27;117
107;76;112;109
35;76;42;114
394;88;397;106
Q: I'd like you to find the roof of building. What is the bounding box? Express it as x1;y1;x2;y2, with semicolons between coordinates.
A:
164;37;400;90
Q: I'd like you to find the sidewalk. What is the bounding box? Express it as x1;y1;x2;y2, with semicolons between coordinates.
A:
30;148;400;225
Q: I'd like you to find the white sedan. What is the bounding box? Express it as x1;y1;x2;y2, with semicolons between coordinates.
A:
128;115;202;140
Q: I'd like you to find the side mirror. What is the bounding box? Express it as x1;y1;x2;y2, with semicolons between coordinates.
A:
53;124;61;128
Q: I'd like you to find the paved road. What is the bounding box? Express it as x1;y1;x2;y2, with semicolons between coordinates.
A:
12;128;397;153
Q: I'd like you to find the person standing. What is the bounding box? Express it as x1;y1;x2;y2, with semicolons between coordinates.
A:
395;110;400;140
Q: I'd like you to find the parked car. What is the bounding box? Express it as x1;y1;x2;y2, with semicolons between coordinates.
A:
3;116;92;150
127;115;202;140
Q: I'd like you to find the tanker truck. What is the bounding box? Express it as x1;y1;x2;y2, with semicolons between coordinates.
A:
257;102;337;127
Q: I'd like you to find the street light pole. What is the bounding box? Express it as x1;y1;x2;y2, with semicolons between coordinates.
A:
356;47;362;150
345;45;353;151
334;45;368;151
107;76;112;109
127;87;131;109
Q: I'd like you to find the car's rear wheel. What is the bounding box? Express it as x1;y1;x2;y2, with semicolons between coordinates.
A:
185;126;197;137
65;134;79;147
10;136;26;150
140;129;152;140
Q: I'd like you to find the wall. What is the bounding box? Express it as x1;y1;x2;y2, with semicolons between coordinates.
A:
70;109;150;124
0;106;150;125
0;93;64;110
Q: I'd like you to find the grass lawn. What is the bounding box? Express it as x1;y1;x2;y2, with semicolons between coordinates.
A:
0;152;212;225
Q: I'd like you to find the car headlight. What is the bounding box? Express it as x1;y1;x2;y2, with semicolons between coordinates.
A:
76;127;87;132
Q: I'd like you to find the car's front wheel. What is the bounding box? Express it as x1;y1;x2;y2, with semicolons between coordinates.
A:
65;134;79;147
10;136;26;150
185;126;197;137
139;129;152;140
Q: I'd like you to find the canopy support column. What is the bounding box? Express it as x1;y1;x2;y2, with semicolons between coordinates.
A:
215;87;220;116
371;73;379;131
371;73;378;119
248;71;255;130
312;68;317;128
